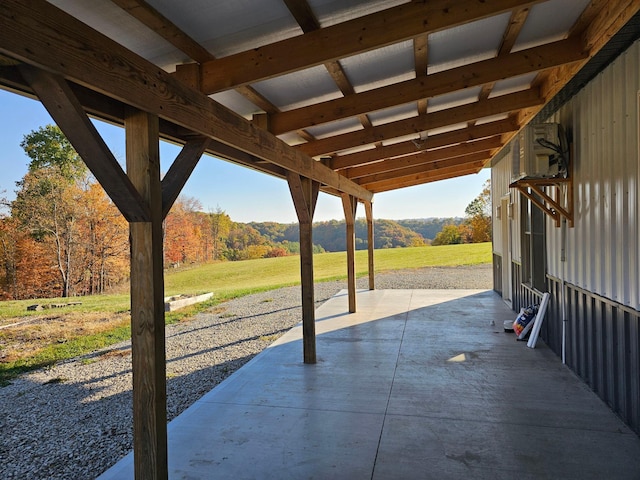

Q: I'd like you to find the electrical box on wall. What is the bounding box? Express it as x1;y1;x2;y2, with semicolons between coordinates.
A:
513;123;565;181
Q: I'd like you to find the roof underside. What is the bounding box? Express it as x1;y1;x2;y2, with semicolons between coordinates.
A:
1;0;639;198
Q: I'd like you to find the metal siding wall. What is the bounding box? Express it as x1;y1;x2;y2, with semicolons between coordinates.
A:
491;152;521;262
548;277;640;436
498;40;640;437
490;166;503;254
547;42;640;311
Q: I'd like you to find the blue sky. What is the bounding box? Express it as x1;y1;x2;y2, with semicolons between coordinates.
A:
0;89;490;223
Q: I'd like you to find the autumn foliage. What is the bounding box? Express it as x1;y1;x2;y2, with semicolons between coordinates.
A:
1;126;130;299
0;124;492;300
432;179;492;246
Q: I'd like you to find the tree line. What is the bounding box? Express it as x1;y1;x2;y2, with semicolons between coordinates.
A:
0;125;491;300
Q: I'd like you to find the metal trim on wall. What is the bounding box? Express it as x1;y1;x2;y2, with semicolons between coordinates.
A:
510;261;640;437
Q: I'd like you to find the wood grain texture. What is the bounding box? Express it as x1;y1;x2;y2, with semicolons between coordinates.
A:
298;89;542;157
343;136;503;179
199;0;542;93
331;119;518;170
364;201;375;291
355;152;490;186
0;0;372;202
287;172;320;363
125;108;168;480
161;137;210;219
341;194;358;313
362;164;483;192
18;66;150;222
269;38;586;135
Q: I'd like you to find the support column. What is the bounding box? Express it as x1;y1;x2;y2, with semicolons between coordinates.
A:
126;108;168;480
364;200;375;290
342;194;358;313
287;172;320;364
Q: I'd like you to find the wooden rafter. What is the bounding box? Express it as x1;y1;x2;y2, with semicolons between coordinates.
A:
0;0;372;202
331;118;518;170
110;0;283;118
1;0;636;200
344;136;503;180
110;0;212;64
298;89;543;157
198;0;542;93
414;33;429;116
364;165;484;193
469;6;531;126
355;152;491;186
281;0;375;156
269;38;586;135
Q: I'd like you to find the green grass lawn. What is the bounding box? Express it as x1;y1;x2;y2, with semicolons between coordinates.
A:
166;242;491;296
0;242;491;383
0;242;492;320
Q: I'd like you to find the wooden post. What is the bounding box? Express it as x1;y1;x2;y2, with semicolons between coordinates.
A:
287;172;319;364
342;194;357;313
125;108;168;480
364;200;375;290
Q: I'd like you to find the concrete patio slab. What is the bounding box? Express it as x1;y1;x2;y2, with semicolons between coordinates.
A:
99;289;640;479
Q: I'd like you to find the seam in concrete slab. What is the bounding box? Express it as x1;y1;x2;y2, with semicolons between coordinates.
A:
370;290;412;480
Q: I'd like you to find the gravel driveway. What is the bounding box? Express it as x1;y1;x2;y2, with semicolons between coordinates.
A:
0;265;492;479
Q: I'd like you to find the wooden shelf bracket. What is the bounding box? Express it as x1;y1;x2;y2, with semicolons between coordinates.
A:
510;152;574;228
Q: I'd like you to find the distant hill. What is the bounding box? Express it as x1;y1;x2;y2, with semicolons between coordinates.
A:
395;218;464;241
249;218;431;252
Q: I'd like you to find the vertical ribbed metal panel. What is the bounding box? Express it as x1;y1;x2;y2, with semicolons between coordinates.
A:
491;153;521;262
546;41;640;311
495;40;640;436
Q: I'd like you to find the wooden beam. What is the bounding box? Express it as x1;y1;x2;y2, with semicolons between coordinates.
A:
529;184;570;225
110;0;213;64
18;66;150;222
161;137;210;219
344;136;503;179
331;118;518;170
282;0;320;33
111;0;284;117
414;32;429;115
367;167;483;193
580;0;640;55
287;172;320;364
269;38;586;135
509;0;640;150
298;89;543;157
199;0;542;93
287;172;315;225
203;139;287;178
500;7;532;55
341;194;358;313
362;164;484;192
514;184;560;225
282;0;377;152
364;201;374;291
510;176;574;227
355;152;490;186
468;6;530;129
1;65;299;194
414;34;429;78
125;108;168;480
0;0;372;202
